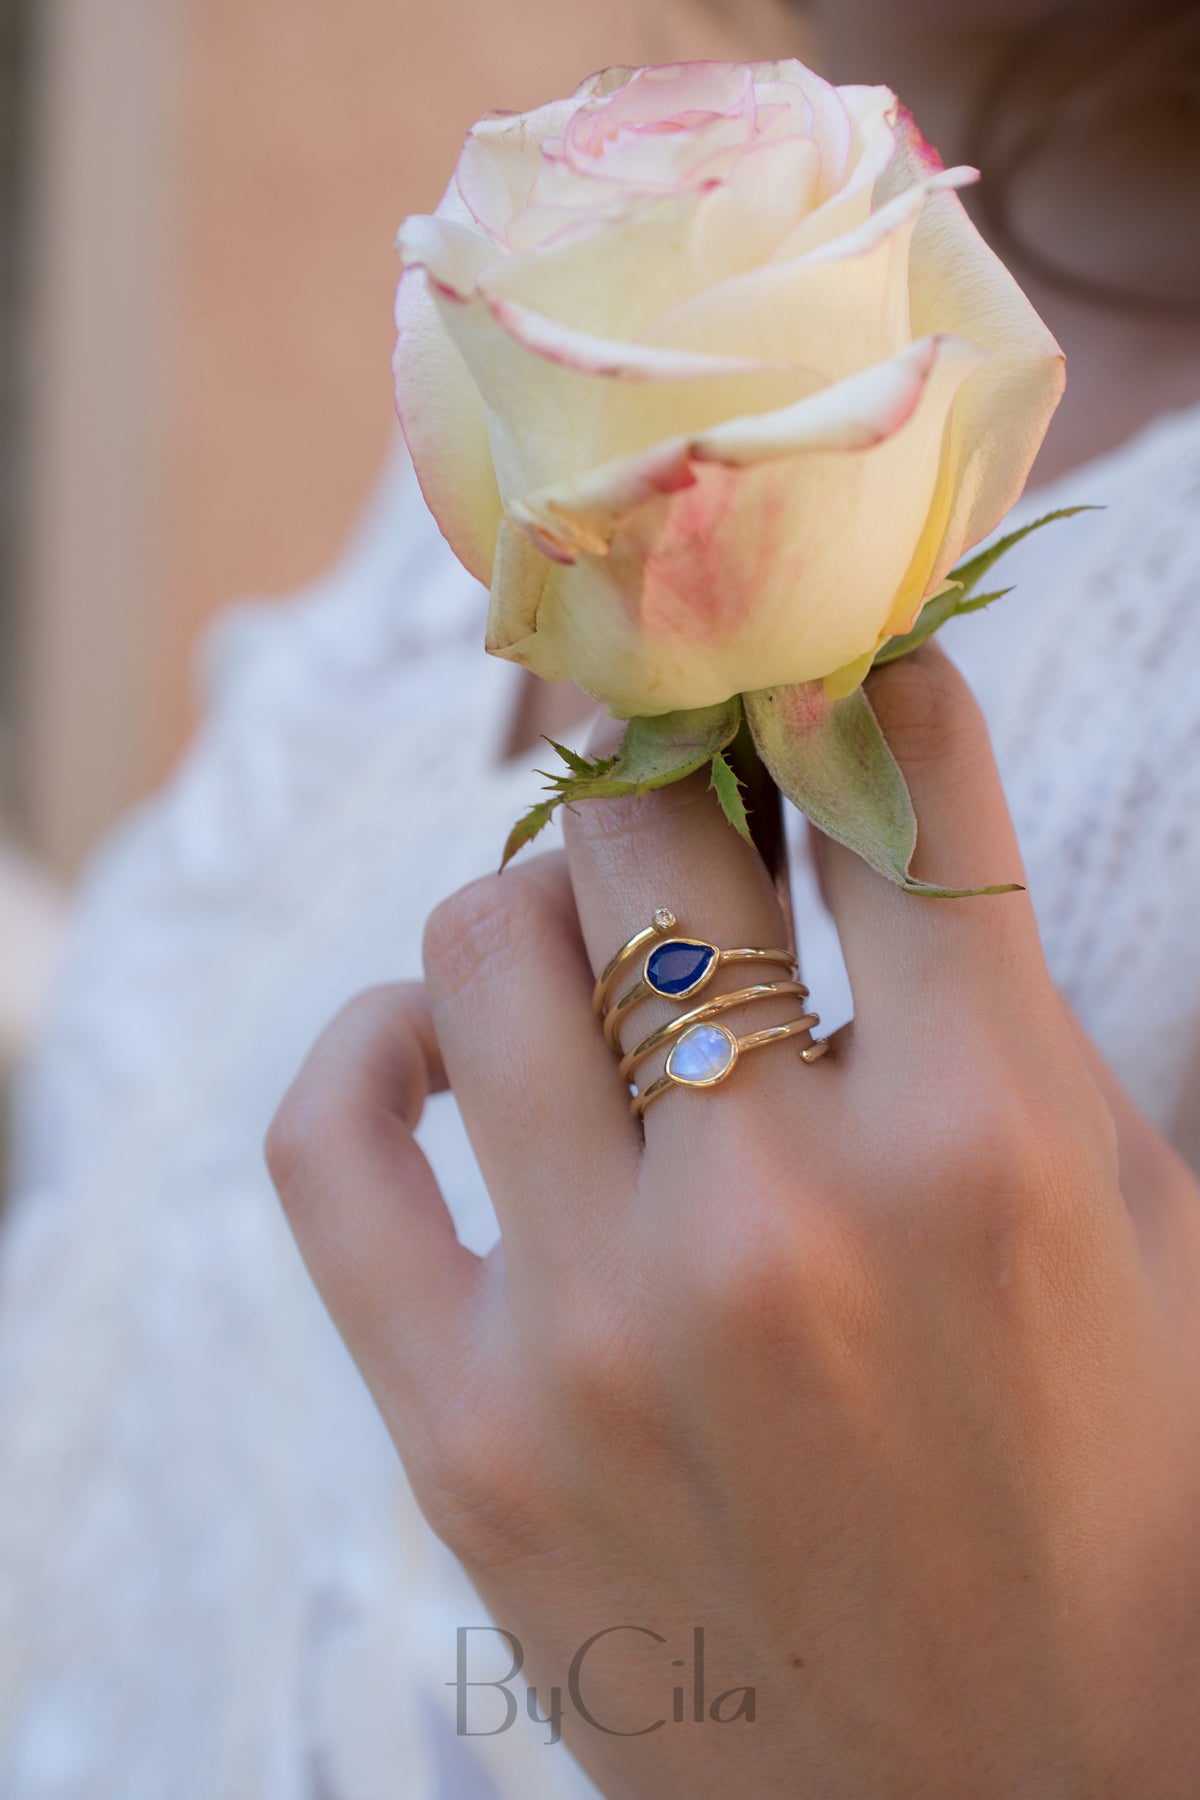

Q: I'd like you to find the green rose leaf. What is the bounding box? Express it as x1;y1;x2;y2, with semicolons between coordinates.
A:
581;698;743;794
743;680;1021;898
498;797;562;866
501;698;742;869
709;748;752;844
873;584;1013;667
873;505;1099;670
950;504;1099;598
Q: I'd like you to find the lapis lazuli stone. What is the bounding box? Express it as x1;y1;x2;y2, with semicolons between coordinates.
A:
645;939;716;997
667;1023;736;1086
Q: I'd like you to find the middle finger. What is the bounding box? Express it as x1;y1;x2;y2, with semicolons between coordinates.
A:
563;766;836;1167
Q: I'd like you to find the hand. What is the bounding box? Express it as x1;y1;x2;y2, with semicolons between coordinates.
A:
267;647;1200;1798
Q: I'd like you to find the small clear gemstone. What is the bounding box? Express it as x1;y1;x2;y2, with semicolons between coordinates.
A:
646;940;716;997
652;907;676;931
667;1023;736;1086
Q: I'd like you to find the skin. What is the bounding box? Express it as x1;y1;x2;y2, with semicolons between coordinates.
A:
268;3;1200;1791
270;647;1200;1795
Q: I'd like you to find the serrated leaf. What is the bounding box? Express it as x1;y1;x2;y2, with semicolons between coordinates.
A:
709;749;752;843
543;736;598;777
872;584;965;666
949;505;1099;598
607;699;743;789
549;698;743;802
743;681;1021;898
874;585;1013;666
499;798;562;871
954;585;1012;618
501;698;743;867
873;506;1098;669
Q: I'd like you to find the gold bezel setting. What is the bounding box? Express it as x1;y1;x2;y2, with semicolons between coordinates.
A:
641;936;719;1001
664;1022;740;1088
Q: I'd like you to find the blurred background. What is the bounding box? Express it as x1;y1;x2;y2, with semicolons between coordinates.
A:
0;0;812;1098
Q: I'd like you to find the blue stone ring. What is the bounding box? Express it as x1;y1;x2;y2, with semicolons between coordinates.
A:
593;909;828;1121
594;908;800;1055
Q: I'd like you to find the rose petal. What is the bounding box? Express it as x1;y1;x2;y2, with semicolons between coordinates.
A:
766;84;896;260
478;188;725;342
641;191;926;381
433;288;823;505
562;111;752;191
880;105;1065;586
740;61;853;191
564;63;755;169
568;63;756;157
687;136;823;286
477;285;795;381
395;213;493;298
803;162;977;266
504;333;989;714
453;100;580;241
514;333;983;556
486;517;569;673
572;65;637;103
392;266;502;584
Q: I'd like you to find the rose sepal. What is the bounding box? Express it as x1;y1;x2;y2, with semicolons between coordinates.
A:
500;698;743;869
501;506;1099;889
743;681;1020;899
873;506;1099;668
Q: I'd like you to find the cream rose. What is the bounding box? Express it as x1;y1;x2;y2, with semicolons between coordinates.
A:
394;60;1063;718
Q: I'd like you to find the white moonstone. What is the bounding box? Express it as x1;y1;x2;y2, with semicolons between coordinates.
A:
666;1023;736;1086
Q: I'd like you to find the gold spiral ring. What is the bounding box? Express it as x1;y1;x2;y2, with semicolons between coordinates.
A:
604;946;801;1053
618;979;811;1084
594;908;797;1051
595;908;830;1121
632;1017;829;1120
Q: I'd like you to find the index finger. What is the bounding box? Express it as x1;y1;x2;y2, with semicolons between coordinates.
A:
266;982;481;1418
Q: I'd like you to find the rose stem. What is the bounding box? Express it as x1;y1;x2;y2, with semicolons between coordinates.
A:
727;707;796;960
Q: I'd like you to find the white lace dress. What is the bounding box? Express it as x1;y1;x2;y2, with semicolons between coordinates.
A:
0;399;1197;1800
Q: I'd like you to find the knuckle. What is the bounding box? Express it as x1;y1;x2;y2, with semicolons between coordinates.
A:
422;870;547;999
563;766;712;858
552;1291;660;1421
263;988;391;1204
869;649;986;786
689;1196;870;1348
412;1394;545;1568
264;1082;334;1207
912;1067;1111;1254
263;1096;307;1198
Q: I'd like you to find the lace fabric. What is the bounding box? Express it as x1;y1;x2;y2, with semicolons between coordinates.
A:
0;405;1197;1797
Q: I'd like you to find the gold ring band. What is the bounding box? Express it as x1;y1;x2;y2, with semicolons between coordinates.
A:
596;907;831;1122
604;947;800;1052
631;1015;828;1119
618;979;811;1083
594;909;797;1043
593;908;679;1016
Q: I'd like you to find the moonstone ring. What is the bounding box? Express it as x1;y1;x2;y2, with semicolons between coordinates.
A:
594;909;829;1121
631;1015;829;1121
618;979;813;1084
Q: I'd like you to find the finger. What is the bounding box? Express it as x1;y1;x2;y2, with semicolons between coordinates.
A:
1060;996;1200;1356
1059;995;1194;1218
563;742;835;1165
817;644;1062;1042
266;982;479;1420
422;849;641;1261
